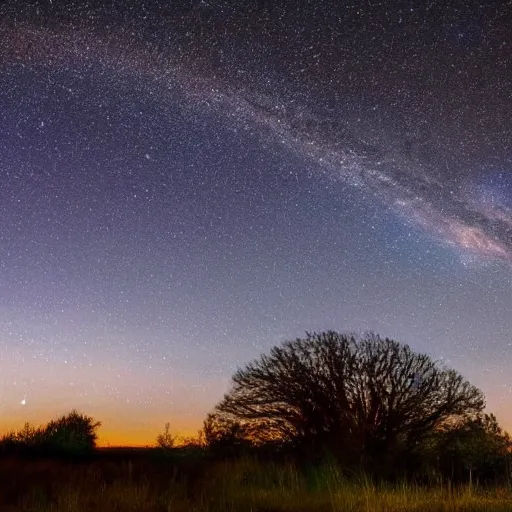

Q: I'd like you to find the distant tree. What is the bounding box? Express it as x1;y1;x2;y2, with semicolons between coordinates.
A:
202;413;251;453
0;423;43;455
156;422;176;451
15;422;42;446
435;413;512;484
215;331;485;469
179;432;205;449
0;412;100;458
40;410;101;456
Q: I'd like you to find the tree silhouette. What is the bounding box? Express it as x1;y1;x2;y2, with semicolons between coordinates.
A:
202;412;250;452
156;422;176;451
41;410;101;456
215;331;484;467
435;413;512;484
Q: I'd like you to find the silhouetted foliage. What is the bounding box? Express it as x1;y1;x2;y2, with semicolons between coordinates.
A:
202;413;251;454
0;422;43;456
39;410;101;456
215;331;485;471
433;413;512;484
156;422;176;451
0;410;100;458
179;433;205;449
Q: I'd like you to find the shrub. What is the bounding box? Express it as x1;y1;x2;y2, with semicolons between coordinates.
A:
156;423;175;451
40;410;101;457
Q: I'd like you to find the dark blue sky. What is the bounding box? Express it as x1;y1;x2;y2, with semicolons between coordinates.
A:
0;0;510;444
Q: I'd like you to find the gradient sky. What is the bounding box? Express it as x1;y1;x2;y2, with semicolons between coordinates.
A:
0;0;511;446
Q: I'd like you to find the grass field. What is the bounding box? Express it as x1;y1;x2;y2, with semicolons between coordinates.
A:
1;451;512;511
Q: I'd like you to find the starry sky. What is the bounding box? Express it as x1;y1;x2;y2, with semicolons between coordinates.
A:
0;0;511;446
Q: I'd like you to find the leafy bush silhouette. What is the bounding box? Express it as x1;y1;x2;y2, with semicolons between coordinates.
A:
434;413;512;484
0;411;100;458
39;410;101;457
0;422;45;456
202;412;251;455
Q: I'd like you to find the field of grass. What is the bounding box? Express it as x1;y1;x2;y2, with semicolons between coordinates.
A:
1;452;512;511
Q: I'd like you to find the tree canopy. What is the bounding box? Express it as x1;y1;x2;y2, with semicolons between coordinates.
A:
433;413;512;484
215;331;485;467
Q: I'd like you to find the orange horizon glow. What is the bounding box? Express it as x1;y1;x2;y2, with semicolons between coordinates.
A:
1;359;511;448
2;405;511;449
0;413;205;448
2;414;512;448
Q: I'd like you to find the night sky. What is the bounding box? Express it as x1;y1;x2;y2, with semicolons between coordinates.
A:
0;0;510;446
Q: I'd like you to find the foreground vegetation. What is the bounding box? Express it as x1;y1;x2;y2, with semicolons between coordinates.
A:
2;454;512;512
2;331;512;510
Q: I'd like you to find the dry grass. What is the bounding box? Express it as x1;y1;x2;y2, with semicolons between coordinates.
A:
1;455;512;511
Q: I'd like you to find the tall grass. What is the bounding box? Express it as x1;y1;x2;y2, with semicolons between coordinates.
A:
1;456;512;511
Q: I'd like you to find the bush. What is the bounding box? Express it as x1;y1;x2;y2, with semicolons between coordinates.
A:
0;411;101;458
40;410;101;457
156;422;175;452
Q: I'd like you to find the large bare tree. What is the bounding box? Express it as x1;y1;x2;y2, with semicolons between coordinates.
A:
215;331;484;465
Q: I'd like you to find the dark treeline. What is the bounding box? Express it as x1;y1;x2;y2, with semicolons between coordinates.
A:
2;332;511;485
